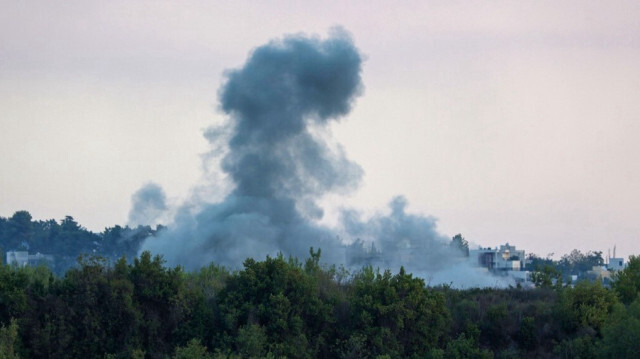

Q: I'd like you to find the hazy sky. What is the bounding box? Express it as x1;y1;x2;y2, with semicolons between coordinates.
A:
2;1;640;260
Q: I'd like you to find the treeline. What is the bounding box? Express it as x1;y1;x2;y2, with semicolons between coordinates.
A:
1;250;640;358
2;211;640;358
0;211;158;274
527;250;608;284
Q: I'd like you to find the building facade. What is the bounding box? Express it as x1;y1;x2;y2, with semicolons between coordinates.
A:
5;251;54;267
469;243;526;272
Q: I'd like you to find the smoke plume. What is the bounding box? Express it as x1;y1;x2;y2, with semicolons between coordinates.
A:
128;182;168;227
138;29;508;287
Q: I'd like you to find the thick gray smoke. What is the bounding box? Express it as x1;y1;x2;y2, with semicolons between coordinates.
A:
128;182;167;227
138;30;509;288
342;196;452;269
141;29;362;268
341;196;510;287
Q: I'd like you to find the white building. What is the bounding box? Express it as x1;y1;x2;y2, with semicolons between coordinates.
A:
607;257;625;271
469;243;526;272
5;251;29;266
5;251;54;267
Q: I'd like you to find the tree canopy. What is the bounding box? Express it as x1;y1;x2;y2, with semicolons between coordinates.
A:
1;212;639;358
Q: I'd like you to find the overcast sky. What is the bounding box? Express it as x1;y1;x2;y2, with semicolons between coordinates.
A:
2;1;640;260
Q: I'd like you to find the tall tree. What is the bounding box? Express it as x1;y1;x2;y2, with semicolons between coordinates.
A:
599;299;640;358
612;255;640;305
450;234;469;257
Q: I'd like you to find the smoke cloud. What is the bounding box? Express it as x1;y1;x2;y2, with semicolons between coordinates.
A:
128;182;168;227
138;29;509;288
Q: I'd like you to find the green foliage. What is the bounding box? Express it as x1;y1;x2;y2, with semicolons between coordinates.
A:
2;232;640;359
442;285;560;355
531;264;563;289
6;211;33;251
347;266;450;358
335;333;369;359
236;324;267;358
554;335;598;359
215;254;334;358
173;338;212;359
0;265;28;325
612;255;640;305
444;333;493;359
32;255;138;357
444;323;493;359
0;211;159;275
516;316;536;351
556;280;617;335
526;253;554;272
187;263;230;300
0;318;20;359
131;349;146;359
558;250;604;278
480;304;509;350
130;251;187;357
527;250;607;283
450;234;469;257
599;299;640;358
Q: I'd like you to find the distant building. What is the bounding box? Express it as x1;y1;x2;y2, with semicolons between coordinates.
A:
5;251;54;267
588;266;612;281
5;251;28;266
469;243;526;271
607;257;625;271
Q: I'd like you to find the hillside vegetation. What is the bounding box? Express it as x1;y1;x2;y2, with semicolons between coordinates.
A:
1;211;640;358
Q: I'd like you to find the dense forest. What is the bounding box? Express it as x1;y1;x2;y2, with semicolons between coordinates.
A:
0;210;161;275
1;211;640;358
